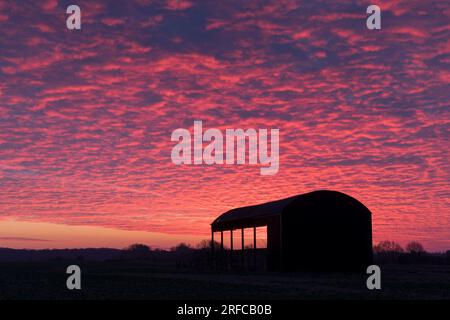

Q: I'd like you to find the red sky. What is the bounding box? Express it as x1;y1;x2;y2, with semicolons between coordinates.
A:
0;0;449;251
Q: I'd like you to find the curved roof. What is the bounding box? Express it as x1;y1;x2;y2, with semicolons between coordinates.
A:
211;190;370;229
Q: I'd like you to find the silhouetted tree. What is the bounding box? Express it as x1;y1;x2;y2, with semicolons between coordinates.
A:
373;240;404;253
171;243;193;268
192;240;220;269
123;243;152;259
196;239;220;250
405;241;425;254
171;242;191;252
127;243;151;252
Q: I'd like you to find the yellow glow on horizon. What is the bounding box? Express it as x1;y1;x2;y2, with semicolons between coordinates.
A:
0;219;204;250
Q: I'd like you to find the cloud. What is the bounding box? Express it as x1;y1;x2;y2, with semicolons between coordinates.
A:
40;0;59;11
0;0;448;251
0;237;52;242
165;0;193;11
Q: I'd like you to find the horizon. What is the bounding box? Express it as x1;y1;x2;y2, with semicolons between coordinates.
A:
1;0;449;252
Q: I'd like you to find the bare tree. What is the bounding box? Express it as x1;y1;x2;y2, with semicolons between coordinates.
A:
196;239;220;250
171;242;193;268
123;243;152;259
405;241;425;254
373;240;404;253
126;243;151;252
171;242;192;252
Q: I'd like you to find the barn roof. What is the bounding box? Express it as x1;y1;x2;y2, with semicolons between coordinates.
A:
212;195;297;225
211;190;369;230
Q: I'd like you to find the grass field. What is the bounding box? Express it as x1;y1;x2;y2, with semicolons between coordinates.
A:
0;261;448;300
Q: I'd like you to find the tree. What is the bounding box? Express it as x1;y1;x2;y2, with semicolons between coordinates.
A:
124;243;152;259
196;239;220;250
171;242;192;253
373;240;404;253
171;243;193;268
405;241;425;254
126;243;151;253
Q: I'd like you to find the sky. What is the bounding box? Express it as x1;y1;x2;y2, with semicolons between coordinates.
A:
0;0;449;251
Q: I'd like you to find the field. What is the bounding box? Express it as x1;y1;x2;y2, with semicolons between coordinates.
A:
0;261;448;300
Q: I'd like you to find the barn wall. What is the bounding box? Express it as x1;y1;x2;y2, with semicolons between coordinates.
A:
267;216;281;271
281;205;373;271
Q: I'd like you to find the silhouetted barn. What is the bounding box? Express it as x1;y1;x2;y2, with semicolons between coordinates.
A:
211;190;373;271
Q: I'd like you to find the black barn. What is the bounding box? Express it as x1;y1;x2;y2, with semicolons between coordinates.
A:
211;190;373;271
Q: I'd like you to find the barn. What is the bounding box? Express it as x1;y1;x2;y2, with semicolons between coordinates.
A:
211;190;373;271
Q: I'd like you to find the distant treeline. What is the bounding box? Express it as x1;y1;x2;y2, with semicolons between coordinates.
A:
0;240;449;266
0;242;212;264
373;240;450;265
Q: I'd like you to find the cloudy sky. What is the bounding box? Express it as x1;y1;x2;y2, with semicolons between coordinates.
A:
0;0;449;250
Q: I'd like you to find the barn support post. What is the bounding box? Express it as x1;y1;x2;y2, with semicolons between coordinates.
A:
253;227;257;270
230;229;233;269
241;228;245;269
220;230;224;269
211;228;214;269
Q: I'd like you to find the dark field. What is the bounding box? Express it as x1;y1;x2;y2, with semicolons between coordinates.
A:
0;261;448;300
